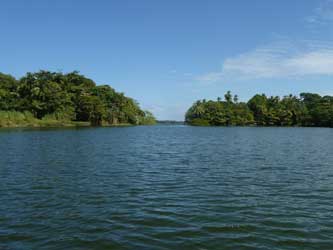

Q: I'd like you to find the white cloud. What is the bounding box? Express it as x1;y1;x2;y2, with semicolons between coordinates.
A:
195;1;333;84
287;50;333;74
195;40;333;83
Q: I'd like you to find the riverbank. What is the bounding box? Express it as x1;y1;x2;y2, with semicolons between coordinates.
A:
0;111;137;128
0;121;136;129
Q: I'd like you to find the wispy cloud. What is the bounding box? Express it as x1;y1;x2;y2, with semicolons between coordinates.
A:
226;41;333;78
196;40;333;83
197;40;333;83
195;1;333;84
306;0;333;25
196;71;223;83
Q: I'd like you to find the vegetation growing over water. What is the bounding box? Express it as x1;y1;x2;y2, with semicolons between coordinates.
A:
186;91;333;127
0;71;156;127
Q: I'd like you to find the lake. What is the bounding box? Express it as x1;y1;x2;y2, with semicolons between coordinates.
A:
0;126;333;250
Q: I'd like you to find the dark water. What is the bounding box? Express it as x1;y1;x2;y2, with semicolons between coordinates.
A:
1;126;333;250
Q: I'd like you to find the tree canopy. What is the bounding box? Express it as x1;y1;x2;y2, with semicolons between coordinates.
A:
0;70;156;126
186;91;333;127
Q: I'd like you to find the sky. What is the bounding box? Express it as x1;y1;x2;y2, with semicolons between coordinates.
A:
1;0;333;120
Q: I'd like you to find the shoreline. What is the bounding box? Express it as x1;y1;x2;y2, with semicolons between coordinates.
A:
0;121;137;129
1;123;332;129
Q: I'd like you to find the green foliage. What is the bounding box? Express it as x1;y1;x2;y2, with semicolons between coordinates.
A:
186;93;254;126
139;111;157;125
186;91;333;127
0;111;90;128
0;70;156;127
188;118;210;126
0;111;37;127
0;73;19;110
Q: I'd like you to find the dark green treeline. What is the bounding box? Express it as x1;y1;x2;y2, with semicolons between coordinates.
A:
0;71;156;127
186;91;333;127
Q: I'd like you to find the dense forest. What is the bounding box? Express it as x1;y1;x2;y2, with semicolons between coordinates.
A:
186;91;333;127
0;71;156;127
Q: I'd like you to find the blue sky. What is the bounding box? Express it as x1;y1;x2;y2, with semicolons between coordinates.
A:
1;0;333;120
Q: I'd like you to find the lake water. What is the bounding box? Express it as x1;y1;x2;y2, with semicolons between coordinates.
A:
1;126;333;250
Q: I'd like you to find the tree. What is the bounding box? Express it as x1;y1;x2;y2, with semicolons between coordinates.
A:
233;95;239;103
247;94;268;125
140;111;156;125
186;91;255;126
0;73;19;110
224;91;233;103
186;91;332;127
18;71;73;119
0;70;155;126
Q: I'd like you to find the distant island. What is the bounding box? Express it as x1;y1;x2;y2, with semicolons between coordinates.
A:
186;91;333;127
157;120;185;125
0;71;156;128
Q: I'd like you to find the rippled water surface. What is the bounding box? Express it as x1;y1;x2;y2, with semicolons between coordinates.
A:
1;126;333;250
